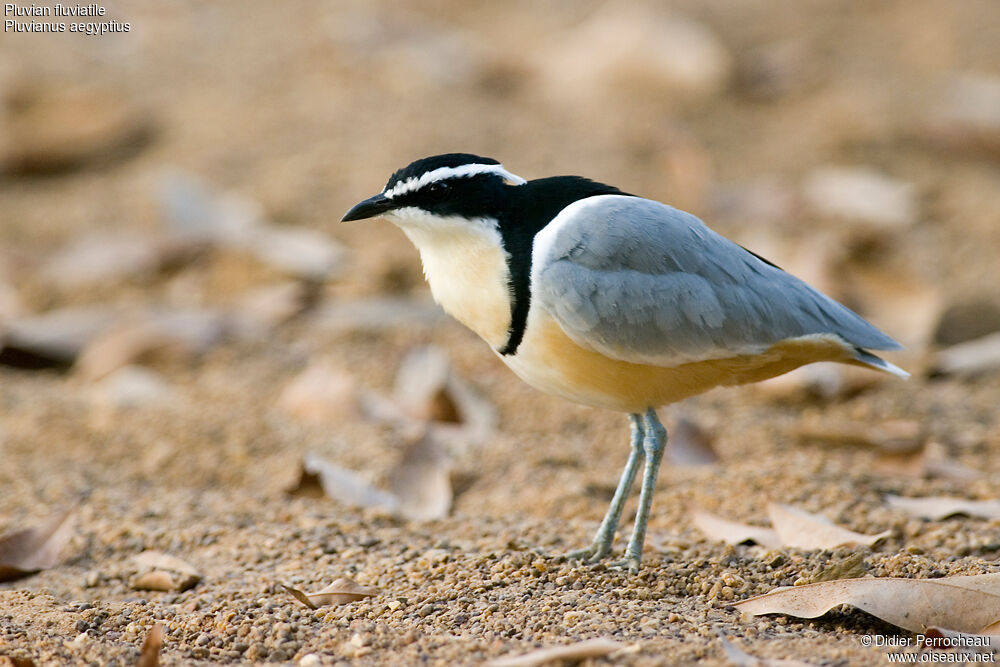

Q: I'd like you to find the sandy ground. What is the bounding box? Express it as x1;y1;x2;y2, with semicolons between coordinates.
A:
2;1;1000;664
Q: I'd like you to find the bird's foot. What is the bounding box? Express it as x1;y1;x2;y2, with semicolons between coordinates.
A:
607;556;642;574
563;540;613;563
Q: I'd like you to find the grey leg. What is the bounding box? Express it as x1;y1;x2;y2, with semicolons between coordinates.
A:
566;413;644;562
620;407;667;573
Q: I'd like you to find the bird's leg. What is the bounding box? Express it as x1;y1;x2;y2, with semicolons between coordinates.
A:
565;413;644;562
616;407;667;574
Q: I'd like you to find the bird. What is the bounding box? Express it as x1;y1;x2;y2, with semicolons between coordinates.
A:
342;153;907;572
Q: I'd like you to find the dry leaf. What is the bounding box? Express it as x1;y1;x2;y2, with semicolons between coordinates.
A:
130;551;201;592
388;436;453;521
932;332;1000;377
875;441;981;481
734;573;1000;633
718;629;814;666
794;420;924;453
767;503;889;550
391;345;497;444
666;417;719;466
0;508;75;582
691;507;781;548
885;494;1000;520
290;453;399;512
282;577;377;609
805;553;867;584
486;638;624;667
137;623;163;667
1;306;120;370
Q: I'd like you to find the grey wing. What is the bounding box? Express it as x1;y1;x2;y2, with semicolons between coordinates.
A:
530;195;901;367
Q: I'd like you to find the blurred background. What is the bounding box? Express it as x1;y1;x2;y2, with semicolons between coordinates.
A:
2;0;1000;659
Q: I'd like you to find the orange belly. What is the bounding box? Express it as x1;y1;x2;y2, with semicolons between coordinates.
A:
502;312;858;412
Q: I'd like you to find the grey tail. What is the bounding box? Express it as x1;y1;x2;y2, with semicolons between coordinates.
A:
852;348;909;378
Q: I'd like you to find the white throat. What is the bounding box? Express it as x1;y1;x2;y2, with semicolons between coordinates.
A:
388;209;513;349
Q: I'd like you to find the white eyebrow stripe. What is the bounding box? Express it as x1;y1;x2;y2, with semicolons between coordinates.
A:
384;163;527;199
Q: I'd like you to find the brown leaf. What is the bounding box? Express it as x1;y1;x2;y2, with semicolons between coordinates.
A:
691;507;781;548
0;508;75;582
290;453;399;512
283;577;377;609
0;656;37;667
486;638;624;667
1;306;120;370
75;309;228;381
932;332;1000;377
666;417;719;466
885;494;1000;520
804;553;867;584
388;435;453;521
794;419;924;453
393;345;496;441
734;573;1000;633
137;623;163;667
875;441;981;481
767;503;889;550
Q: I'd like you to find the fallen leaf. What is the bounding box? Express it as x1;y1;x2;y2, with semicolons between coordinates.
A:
734;573;1000;634
156;169;345;279
39;233;182;289
388;435;453;521
666;417;719;466
885;494;1000;520
875;441;981;481
691;507;781;549
794;420;924;453
282;577;377;609
130;551;201;592
392;345;497;444
486;638;624;667
718;629;814;666
932;332;1000;377
932;296;1000;347
0;306;120;370
804;553;867;584
290;452;399;512
767;503;889;550
0;508;75;582
75;308;228;381
137;623;163;667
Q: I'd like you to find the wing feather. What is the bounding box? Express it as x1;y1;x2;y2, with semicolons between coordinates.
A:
530;195;901;367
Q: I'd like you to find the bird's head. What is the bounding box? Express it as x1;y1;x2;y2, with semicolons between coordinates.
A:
341;153;527;230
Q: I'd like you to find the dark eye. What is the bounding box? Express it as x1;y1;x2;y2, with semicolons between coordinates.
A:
423;182;450;201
